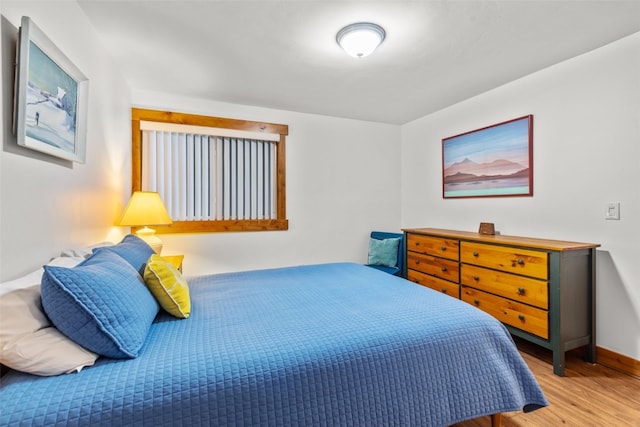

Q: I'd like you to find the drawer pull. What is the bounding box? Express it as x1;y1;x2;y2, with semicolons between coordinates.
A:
518;314;525;321
474;299;480;305
517;259;525;265
518;287;525;295
441;246;447;251
473;275;480;281
441;289;447;294
473;251;479;257
441;266;447;272
414;260;420;265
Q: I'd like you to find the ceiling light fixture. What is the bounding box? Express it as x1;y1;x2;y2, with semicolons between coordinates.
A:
336;22;386;58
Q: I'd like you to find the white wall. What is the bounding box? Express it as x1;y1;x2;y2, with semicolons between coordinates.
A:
133;90;402;276
401;32;640;360
0;0;4;280
0;1;401;281
0;1;131;280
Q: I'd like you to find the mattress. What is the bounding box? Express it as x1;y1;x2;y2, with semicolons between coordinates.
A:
1;262;546;426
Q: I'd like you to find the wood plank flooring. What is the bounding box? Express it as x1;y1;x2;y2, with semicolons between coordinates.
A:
453;340;640;427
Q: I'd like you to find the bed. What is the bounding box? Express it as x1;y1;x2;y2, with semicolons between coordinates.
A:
0;239;547;426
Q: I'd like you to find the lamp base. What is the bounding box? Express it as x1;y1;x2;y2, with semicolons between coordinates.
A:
135;226;163;254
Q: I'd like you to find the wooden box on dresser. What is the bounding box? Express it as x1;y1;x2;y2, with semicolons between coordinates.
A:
403;227;600;376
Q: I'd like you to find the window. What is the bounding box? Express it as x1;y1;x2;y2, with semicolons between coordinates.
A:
131;108;288;233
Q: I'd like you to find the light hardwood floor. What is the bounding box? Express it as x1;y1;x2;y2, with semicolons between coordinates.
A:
453;340;640;427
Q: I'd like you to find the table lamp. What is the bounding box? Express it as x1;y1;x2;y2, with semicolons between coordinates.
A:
117;191;172;254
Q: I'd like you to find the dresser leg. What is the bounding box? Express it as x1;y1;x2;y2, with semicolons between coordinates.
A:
553;349;565;376
585;341;596;364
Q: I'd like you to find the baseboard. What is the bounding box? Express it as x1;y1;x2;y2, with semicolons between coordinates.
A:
514;337;640;379
597;346;640;379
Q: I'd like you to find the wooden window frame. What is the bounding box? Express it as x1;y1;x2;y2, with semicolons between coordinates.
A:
131;108;288;233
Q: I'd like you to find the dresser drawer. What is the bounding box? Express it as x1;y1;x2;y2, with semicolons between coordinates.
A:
461;287;549;339
407;269;460;298
461;264;548;309
407;234;459;261
407;252;459;282
460;242;548;280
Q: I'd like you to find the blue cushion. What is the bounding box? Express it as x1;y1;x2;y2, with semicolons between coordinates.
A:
41;250;159;359
92;234;155;275
367;237;401;268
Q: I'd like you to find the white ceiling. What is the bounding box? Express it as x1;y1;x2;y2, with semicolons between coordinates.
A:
77;0;640;125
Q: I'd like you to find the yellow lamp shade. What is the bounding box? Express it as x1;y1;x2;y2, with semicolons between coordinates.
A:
118;191;172;227
117;191;172;254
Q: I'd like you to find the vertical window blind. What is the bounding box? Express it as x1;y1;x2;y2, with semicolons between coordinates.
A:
140;121;279;222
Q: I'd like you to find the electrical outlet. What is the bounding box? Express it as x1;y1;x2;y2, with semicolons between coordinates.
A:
605;202;620;220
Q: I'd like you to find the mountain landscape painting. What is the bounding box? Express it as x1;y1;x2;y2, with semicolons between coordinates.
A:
442;115;533;198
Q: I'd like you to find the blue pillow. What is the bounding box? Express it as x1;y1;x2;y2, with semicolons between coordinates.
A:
367;237;401;268
92;234;155;275
41;250;159;359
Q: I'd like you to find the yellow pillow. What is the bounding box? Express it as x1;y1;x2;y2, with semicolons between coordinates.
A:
143;254;191;318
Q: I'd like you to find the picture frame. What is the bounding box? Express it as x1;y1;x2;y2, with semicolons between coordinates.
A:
14;16;88;163
442;115;533;199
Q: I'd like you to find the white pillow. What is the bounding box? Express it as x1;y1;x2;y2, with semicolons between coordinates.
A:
48;256;86;268
0;269;43;297
0;285;98;376
0;256;84;297
59;241;114;259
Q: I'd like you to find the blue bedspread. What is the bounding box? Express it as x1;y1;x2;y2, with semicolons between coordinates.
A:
1;263;546;426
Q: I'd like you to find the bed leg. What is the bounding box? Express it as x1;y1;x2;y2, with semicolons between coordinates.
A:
491;413;503;427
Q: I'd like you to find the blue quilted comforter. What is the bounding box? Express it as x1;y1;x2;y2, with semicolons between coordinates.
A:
1;263;546;426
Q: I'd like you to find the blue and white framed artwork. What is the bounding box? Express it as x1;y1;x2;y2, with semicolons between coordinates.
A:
442;115;533;199
14;16;88;163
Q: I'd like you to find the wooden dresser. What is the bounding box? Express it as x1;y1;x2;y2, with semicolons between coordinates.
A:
404;227;600;376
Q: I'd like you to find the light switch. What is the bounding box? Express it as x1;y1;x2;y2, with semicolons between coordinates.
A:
605;202;620;220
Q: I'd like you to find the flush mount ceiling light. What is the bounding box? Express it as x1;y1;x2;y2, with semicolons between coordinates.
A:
336;22;386;58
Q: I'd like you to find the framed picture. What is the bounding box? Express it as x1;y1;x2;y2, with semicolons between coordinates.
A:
14;16;88;163
442;115;533;199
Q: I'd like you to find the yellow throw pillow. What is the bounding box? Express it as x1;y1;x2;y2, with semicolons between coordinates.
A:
144;254;191;318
